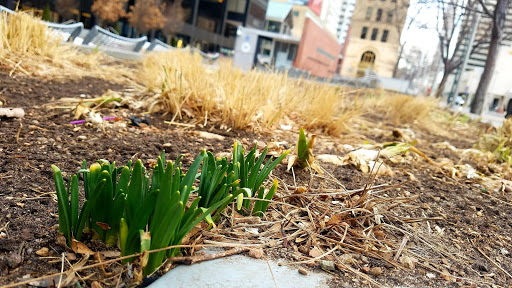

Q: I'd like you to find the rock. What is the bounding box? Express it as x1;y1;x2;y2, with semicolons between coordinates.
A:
505;185;512;193
433;197;441;201
77;135;87;141
308;247;322;258
370;267;383;276
320;260;335;271
361;266;370;273
193;131;225;140
162;143;172;148
35;247;49;257
476;211;483;217
421;203;430;210
469;206;477;211
361;255;369;264
298;268;308;275
4;253;22;268
399;256;417;269
248;249;264;259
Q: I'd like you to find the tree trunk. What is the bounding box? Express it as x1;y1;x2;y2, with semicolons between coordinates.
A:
435;70;449;98
470;0;510;114
393;42;406;78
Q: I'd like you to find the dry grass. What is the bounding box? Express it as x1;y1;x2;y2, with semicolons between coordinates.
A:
0;10;131;81
139;50;365;134
476;118;512;165
366;92;438;125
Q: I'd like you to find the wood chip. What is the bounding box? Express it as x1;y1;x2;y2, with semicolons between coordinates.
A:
298;268;308;275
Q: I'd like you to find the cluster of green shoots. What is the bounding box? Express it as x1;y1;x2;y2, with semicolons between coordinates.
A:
51;142;289;276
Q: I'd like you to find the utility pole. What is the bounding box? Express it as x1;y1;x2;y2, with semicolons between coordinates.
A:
448;11;480;107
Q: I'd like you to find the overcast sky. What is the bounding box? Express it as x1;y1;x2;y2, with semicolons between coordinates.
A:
400;0;440;60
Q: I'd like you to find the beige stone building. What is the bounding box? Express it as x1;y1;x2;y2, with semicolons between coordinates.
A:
340;0;409;78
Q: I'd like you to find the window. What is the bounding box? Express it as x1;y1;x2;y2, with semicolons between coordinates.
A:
361;27;368;39
293;11;299;16
365;7;373;20
387;11;393;23
381;30;389;42
266;21;281;33
371;28;378;40
376;9;382;21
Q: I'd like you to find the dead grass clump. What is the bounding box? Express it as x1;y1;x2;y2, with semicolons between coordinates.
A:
476;118;512;165
369;93;438;124
0;11;130;80
139;50;363;133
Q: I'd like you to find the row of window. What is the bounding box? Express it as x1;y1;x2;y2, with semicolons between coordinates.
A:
361;27;389;42
366;8;394;22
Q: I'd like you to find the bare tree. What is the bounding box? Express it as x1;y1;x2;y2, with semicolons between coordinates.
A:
392;6;427;77
91;0;127;27
433;0;486;98
470;0;512;114
128;0;166;36
55;0;78;20
162;0;191;38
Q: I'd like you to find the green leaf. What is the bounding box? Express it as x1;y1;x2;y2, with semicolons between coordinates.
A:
145;201;184;276
76;179;106;241
70;174;79;239
297;128;308;160
52;165;71;247
180;150;206;203
126;160;144;224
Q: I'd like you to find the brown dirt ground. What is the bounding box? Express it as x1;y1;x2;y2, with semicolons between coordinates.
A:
1;71;511;287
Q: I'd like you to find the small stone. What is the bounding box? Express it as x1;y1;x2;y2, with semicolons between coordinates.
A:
162;143;172;148
320;260;335;271
370;267;383;276
476;211;483;217
77;135;87;141
361;266;370;273
504;185;512;193
278;262;283;266
469;206;477;211
361;255;369;264
404;191;411;197
66;253;76;261
35;247;49;257
56;137;62;142
433;197;441;201
298;268;308;275
5;253;22;268
36;137;48;144
426;272;436;279
248;248;264;259
421;203;430;210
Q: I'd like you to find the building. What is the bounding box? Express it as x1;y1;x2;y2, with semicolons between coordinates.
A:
2;0;268;51
234;0;341;78
340;0;409;78
447;1;512;111
294;17;341;77
320;0;355;45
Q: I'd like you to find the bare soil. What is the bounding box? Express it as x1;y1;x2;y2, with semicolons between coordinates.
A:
1;72;511;287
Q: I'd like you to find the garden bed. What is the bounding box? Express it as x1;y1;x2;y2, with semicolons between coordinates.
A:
1;71;512;287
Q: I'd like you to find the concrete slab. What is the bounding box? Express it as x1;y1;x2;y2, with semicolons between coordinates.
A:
149;249;332;288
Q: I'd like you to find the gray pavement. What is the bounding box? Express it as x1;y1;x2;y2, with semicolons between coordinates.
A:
149;248;332;288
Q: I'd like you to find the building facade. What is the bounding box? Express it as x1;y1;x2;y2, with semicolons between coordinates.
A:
1;0;268;51
320;0;355;45
340;0;409;78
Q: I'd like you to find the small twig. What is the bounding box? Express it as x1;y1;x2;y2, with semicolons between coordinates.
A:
167;247;248;265
266;258;278;288
16;121;22;144
473;243;512;279
394;235;409;261
288;245;339;264
57;253;65;288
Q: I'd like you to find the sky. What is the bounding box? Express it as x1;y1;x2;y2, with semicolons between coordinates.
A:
400;0;441;61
